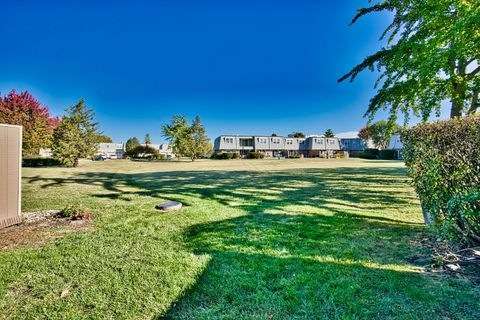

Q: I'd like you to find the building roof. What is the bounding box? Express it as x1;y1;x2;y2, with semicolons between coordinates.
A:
335;131;360;139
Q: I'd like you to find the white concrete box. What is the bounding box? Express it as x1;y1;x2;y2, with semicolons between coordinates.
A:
0;124;22;228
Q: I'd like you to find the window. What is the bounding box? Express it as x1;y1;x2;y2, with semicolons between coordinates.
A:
316;139;323;144
286;139;293;145
224;137;234;144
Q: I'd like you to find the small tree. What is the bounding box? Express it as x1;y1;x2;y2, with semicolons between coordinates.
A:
145;133;151;144
271;133;278;137
182;116;211;162
52;99;98;167
288;132;305;138
162;115;189;160
324;129;334;138
0;90;58;156
125;137;140;153
162;115;210;161
358;120;400;150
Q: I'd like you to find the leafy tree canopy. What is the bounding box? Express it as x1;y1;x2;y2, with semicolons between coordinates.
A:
161;115;189;159
358;120;401;150
324;129;334;138
125;137;141;152
339;0;480;122
145;133;152;144
162;115;211;161
0;90;58;156
52;99;99;167
94;134;112;143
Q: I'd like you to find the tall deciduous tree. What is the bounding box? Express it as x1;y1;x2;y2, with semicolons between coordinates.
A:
0;90;58;156
52;99;99;167
358;120;400;150
125;137;140;153
339;0;480;121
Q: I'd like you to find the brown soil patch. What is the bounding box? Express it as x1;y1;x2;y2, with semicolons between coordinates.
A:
0;210;92;251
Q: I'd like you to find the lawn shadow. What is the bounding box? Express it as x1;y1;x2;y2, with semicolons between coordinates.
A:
160;212;478;319
20;164;480;319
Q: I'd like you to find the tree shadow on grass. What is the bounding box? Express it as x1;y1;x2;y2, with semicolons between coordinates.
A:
26;167;419;222
24;166;480;318
160;212;478;319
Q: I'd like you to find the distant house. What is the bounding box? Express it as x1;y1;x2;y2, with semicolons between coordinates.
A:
336;131;373;156
214;135;341;158
387;134;404;159
98;143;125;159
141;143;174;158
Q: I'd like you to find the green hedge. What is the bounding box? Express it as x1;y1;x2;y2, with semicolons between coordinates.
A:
214;152;240;160
359;148;379;159
379;149;397;160
402;115;480;246
23;157;63;167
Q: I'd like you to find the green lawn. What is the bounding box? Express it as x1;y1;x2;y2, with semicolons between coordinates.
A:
1;159;478;319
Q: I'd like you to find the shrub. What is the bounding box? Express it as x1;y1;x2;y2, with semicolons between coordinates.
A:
248;152;264;159
152;153;167;160
402;115;480;246
58;205;92;220
379;149;397;160
23;157;62;167
358;149;379;159
214;152;240;159
125;145;159;159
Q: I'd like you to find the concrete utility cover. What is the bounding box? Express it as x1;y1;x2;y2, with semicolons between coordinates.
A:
155;201;182;211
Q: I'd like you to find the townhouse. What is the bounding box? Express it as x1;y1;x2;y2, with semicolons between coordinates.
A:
214;135;342;158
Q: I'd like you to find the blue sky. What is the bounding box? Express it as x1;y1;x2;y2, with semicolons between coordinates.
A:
0;1;446;143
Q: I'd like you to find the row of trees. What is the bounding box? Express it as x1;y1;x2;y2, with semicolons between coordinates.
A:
1;90;213;165
0;90;108;166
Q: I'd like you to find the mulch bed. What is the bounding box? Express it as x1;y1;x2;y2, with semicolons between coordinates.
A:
0;210;92;251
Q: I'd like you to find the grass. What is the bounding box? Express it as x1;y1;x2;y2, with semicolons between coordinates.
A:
0;158;478;319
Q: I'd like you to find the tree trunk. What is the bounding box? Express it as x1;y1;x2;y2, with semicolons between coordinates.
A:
468;90;479;115
73;158;79;167
450;60;467;118
421;204;433;225
450;101;463;118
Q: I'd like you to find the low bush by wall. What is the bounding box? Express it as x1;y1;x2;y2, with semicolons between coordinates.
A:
379;149;397;160
402;115;480;246
358;148;379;159
23;157;63;167
213;152;240;160
248;152;264;159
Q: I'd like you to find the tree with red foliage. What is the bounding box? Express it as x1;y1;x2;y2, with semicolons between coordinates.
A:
0;90;59;156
